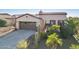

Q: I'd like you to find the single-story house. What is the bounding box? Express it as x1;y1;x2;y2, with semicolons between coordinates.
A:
0;11;67;32
15;13;45;32
14;11;67;32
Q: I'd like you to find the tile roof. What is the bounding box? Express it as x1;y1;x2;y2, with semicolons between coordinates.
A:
15;13;43;20
0;13;10;15
39;12;67;15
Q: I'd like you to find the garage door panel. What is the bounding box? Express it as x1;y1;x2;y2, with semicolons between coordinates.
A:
19;22;37;30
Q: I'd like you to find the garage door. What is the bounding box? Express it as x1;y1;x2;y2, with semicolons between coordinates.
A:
19;22;37;30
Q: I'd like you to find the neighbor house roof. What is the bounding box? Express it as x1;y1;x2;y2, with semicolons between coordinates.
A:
15;13;43;20
12;14;23;17
0;13;13;19
0;13;10;15
5;18;15;19
39;12;67;15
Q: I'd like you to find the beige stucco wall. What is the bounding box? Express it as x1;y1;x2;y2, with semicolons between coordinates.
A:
39;14;66;24
16;15;42;30
40;19;45;32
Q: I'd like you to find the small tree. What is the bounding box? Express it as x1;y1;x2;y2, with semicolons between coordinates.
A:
60;25;72;38
45;33;63;48
0;19;6;27
60;17;79;38
65;17;79;34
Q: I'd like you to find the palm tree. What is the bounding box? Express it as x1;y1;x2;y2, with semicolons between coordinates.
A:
45;33;63;48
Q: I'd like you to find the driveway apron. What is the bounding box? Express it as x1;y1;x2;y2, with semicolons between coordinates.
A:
0;30;35;49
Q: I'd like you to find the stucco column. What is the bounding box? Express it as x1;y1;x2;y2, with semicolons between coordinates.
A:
16;21;19;29
56;20;58;25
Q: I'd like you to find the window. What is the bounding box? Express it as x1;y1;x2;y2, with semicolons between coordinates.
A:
50;20;56;25
58;20;62;25
58;20;64;25
62;20;64;25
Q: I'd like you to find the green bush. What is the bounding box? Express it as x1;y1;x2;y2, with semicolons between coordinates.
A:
70;44;79;49
45;33;63;48
47;25;60;35
0;19;6;27
49;25;60;30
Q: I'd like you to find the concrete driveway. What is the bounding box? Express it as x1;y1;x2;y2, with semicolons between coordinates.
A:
0;30;36;49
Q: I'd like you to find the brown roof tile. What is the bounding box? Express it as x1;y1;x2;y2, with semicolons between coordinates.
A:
0;13;10;15
5;18;15;19
39;12;67;15
15;13;43;20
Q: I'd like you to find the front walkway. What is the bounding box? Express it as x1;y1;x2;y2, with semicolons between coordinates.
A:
0;30;36;49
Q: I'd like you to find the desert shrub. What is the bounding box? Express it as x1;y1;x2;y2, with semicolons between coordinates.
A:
45;33;63;48
0;19;7;27
16;40;30;49
69;44;79;49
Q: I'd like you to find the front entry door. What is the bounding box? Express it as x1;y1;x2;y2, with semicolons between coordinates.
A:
50;20;56;25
